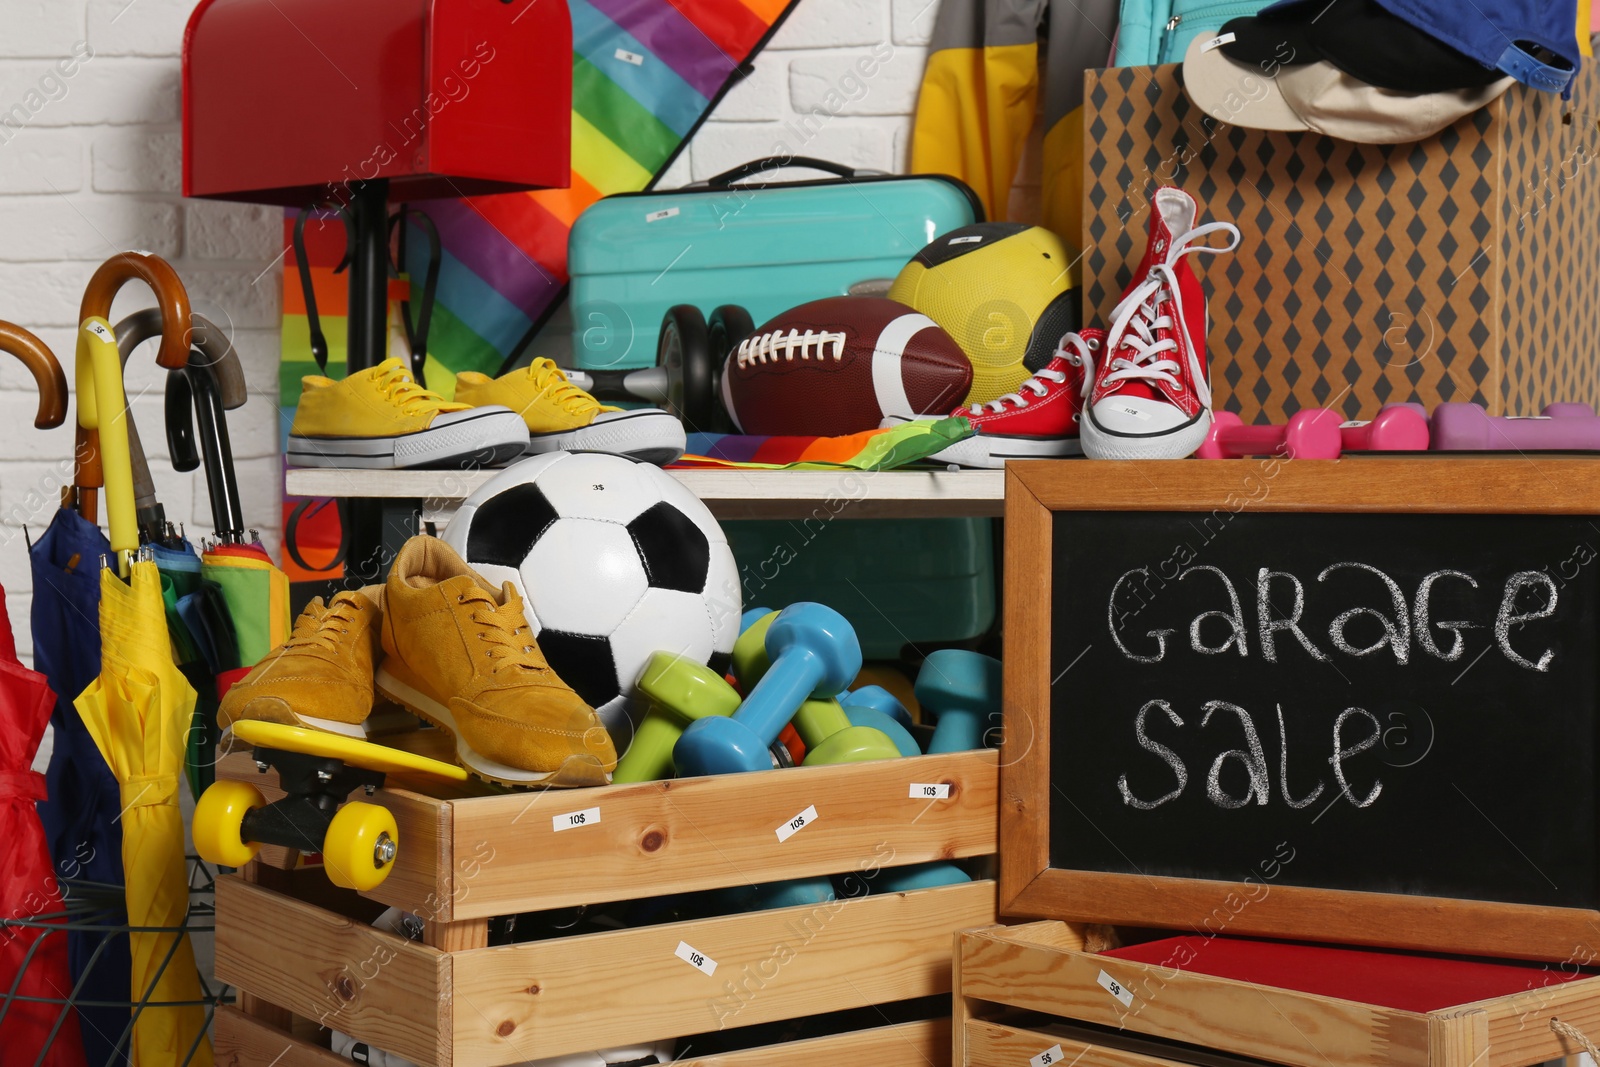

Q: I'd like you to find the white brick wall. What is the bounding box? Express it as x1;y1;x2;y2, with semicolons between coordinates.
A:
0;0;977;667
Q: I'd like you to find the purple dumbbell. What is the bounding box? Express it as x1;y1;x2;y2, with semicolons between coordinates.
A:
1430;402;1600;451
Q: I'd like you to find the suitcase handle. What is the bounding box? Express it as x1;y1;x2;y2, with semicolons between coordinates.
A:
701;156;860;187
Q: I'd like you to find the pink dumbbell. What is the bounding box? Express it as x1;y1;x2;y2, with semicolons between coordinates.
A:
1338;405;1430;452
1196;409;1342;459
1430;402;1600;451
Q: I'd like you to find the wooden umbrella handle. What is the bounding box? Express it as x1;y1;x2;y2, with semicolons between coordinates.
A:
66;425;102;524
0;321;67;428
79;252;192;370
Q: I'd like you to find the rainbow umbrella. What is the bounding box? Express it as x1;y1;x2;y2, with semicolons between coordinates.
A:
74;559;212;1067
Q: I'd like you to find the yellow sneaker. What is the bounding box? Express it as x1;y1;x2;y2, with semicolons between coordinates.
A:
373;536;616;786
289;357;529;469
218;588;384;736
455;358;685;465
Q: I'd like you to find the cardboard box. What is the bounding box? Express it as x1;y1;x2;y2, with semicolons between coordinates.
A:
1082;65;1600;423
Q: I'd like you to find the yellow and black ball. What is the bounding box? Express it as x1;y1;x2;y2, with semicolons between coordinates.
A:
888;223;1079;405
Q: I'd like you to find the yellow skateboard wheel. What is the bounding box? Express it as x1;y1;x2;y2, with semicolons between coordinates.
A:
193;779;265;869
323;802;399;891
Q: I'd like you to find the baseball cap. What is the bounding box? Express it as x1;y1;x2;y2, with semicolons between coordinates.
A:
1221;0;1578;94
1182;31;1516;143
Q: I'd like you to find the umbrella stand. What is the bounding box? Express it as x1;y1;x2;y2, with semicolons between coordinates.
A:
0;871;230;1067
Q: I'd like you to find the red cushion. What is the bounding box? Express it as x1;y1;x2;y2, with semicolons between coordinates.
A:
1102;936;1592;1012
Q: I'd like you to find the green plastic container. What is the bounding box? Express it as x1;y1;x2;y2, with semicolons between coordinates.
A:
726;518;996;659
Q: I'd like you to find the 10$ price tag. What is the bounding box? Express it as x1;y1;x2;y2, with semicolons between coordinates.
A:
775;804;817;842
553;806;600;832
910;782;950;799
675;940;717;976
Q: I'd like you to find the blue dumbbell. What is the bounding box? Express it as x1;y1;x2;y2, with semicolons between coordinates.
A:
842;685;921;757
740;606;774;634
722;877;836;912
842;860;972;898
675;603;863;776
915;650;1002;753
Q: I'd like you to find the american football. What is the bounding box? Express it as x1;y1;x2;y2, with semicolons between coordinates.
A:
719;296;972;436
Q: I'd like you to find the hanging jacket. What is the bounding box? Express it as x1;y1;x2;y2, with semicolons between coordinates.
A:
910;0;1120;254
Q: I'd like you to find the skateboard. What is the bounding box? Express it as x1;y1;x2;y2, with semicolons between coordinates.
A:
193;720;467;890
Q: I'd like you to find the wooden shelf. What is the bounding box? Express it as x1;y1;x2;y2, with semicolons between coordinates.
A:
284;466;1006;520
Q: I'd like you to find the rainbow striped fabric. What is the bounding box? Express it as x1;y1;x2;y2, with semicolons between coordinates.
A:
279;0;796;410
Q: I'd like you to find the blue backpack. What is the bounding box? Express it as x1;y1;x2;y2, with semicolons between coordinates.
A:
1113;0;1275;66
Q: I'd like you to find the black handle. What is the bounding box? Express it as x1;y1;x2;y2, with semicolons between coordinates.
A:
702;156;858;188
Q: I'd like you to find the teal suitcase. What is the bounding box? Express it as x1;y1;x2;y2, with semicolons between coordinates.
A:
567;156;981;371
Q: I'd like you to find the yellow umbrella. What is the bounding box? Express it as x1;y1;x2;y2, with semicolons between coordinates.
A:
73;534;215;1065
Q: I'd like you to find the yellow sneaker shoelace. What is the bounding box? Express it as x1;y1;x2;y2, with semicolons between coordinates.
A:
371;357;469;416
522;358;615;418
282;595;362;655
459;586;551;675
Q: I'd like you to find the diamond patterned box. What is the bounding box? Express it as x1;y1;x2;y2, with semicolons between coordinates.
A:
1082;64;1600;423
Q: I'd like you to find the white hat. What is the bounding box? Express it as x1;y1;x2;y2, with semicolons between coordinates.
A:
1182;31;1515;144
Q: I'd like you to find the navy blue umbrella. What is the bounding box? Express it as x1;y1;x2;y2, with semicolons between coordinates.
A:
30;507;132;1066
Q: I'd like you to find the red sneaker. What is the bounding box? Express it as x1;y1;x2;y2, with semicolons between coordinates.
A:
885;331;1099;468
1079;187;1240;460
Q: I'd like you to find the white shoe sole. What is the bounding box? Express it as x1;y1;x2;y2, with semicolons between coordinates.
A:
373;665;612;788
1080;408;1212;460
524;408;686;466
288;408;531;470
929;432;1083;469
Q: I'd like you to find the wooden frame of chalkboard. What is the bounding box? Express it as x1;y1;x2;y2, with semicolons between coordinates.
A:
1001;458;1600;961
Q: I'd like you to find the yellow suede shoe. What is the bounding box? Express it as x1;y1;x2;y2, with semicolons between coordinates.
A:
455;358;686;465
289;357;529;469
373;536;616;786
218;588;384;736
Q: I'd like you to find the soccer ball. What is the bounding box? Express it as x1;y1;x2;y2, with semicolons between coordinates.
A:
442;452;740;753
888;222;1080;406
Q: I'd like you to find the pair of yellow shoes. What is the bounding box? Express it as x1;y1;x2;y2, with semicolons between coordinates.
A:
286;358;686;470
218;536;616;787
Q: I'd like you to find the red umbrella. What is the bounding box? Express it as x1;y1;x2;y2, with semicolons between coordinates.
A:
0;587;87;1067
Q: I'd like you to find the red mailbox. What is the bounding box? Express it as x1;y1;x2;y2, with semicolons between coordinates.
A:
183;0;571;204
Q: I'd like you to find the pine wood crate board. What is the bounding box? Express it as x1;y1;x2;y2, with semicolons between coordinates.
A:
219;743;998;922
957;924;1600;1067
217;876;994;1067
216;1005;953;1067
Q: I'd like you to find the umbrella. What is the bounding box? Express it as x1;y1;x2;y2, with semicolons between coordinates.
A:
74;559;212;1067
197;542;289;690
0;324;85;1067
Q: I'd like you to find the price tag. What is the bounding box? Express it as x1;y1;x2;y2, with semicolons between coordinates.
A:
1098;969;1134;1008
775;804;817;842
1031;1045;1065;1067
675;940;717;975
86;321;115;342
645;207;680;223
553;806;600;832
910;782;950;799
615;47;645;65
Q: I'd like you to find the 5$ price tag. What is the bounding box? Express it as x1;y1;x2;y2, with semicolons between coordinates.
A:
1098;969;1134;1007
1031;1045;1065;1067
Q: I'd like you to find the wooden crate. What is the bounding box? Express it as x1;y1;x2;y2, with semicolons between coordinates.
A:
956;923;1600;1067
217;744;999;1066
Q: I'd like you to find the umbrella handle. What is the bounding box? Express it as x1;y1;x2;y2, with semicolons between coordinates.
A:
75;319;137;560
80;252;191;371
0;321;67;429
114;308;248;525
167;364;243;535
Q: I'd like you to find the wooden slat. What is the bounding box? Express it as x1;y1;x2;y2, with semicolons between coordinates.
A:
447;750;997;919
956;927;1431;1067
1473;970;1600;1065
215;876;450;1066
1427;1010;1489;1067
424;917;489;951
449;881;996;1066
215;1006;346;1066
1000;468;1052;915
681;1019;951;1067
966;1018;1218;1067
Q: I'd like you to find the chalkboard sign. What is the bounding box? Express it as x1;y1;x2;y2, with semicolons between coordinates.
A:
1000;460;1600;961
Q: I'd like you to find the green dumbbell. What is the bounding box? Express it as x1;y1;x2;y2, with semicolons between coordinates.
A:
731;608;778;690
614;652;741;783
792;696;900;764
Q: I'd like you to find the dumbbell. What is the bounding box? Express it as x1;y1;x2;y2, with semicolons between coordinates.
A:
1196;409;1342;459
565;305;750;432
1338;405;1430;452
731;608;777;690
1429;401;1600;451
792;696;900;764
916;650;1002;754
613;653;741;783
841;685;921;757
722;876;836;913
675;603;862;776
740;605;774;633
